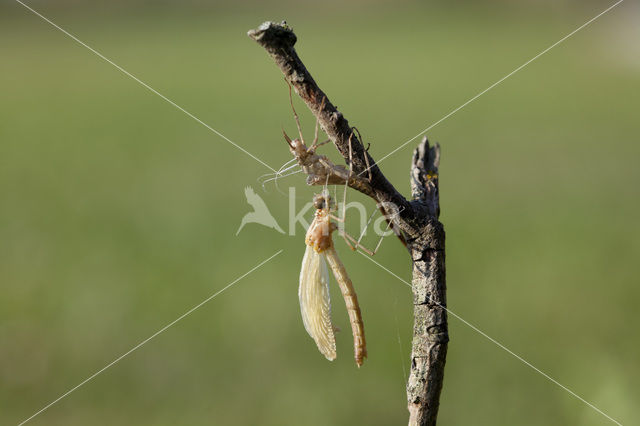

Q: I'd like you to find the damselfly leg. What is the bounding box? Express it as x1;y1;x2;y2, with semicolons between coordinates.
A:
331;129;404;256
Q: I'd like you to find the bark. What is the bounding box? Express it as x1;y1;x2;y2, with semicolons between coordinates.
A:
249;21;448;425
407;139;448;426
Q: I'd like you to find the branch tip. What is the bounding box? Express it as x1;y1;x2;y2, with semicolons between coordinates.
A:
248;21;297;48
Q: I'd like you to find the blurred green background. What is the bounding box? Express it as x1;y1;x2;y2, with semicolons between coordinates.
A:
1;1;638;425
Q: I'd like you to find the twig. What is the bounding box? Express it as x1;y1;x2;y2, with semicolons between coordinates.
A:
249;21;448;425
407;138;447;425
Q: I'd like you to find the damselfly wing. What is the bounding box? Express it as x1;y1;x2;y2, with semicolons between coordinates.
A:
299;244;337;361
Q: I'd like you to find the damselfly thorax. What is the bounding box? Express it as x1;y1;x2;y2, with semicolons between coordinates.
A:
299;193;367;367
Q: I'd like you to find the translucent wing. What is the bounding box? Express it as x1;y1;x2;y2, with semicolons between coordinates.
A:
299;244;336;361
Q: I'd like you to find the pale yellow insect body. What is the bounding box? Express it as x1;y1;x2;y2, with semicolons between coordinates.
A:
298;194;367;367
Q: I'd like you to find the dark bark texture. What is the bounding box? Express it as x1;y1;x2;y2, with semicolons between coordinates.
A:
407;141;448;426
249;21;448;426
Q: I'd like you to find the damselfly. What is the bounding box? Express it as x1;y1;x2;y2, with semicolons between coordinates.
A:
299;192;367;367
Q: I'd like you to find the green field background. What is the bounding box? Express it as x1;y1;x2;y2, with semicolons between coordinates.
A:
1;1;638;425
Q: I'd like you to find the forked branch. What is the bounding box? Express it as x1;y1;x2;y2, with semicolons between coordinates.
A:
249;21;448;426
